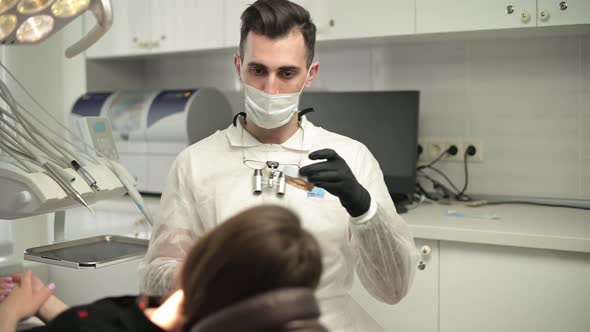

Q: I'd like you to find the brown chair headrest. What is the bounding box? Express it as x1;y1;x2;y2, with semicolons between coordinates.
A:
190;288;327;332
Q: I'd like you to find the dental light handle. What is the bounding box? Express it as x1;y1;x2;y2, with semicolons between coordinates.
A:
65;0;113;58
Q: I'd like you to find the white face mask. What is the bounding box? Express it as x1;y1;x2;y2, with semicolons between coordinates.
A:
243;67;311;129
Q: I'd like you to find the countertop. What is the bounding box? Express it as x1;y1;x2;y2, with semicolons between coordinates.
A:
403;203;590;253
91;196;590;254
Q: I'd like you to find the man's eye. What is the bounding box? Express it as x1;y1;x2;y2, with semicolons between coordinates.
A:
250;67;265;75
281;71;295;79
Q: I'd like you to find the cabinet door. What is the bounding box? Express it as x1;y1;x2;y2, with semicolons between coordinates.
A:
223;0;321;48
127;0;153;55
84;0;151;58
84;0;132;58
223;0;251;48
151;0;224;53
439;241;590;332
416;0;537;33
317;0;414;40
537;0;590;26
349;239;439;332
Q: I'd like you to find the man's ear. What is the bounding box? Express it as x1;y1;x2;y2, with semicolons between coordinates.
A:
305;61;320;88
233;53;243;82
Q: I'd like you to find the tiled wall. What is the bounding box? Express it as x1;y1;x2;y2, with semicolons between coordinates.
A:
129;35;590;200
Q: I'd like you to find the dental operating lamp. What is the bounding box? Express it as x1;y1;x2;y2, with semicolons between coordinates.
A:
0;0;113;58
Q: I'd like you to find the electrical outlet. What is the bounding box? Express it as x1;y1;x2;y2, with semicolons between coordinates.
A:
418;141;431;162
464;142;483;162
417;143;425;161
426;141;447;162
445;142;463;162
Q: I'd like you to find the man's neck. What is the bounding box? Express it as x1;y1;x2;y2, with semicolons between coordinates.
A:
244;114;300;144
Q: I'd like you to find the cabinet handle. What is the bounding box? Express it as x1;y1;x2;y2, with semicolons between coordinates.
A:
539;10;550;22
520;11;531;23
420;245;432;256
506;5;514;14
559;1;568;10
417;261;426;270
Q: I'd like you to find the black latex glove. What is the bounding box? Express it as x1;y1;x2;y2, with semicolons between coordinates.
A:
299;149;371;217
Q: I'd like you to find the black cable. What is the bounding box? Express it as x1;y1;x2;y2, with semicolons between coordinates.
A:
483;200;590;211
415;181;437;201
455;148;471;201
417;148;449;170
417;170;456;199
425;166;461;194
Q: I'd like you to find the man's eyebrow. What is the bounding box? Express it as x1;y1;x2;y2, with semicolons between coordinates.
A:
247;62;268;69
278;66;300;71
247;62;300;72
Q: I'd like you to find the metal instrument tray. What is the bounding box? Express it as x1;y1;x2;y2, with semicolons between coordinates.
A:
24;235;149;269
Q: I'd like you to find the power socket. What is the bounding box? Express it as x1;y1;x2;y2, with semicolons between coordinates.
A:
445;142;463;161
418;141;429;162
418;139;483;162
427;142;448;161
424;141;462;162
464;142;483;162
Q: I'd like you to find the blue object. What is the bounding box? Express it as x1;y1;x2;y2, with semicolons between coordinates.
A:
307;186;326;198
446;209;499;220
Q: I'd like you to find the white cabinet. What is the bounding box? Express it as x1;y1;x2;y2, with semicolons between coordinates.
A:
350;239;439;332
223;0;251;48
316;0;414;40
84;0;144;58
537;0;590;26
151;0;224;53
86;0;223;58
223;0;414;46
439;241;590;332
223;0;322;48
416;0;537;33
351;238;590;332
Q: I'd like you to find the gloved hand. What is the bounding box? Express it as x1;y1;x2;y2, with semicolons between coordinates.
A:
299;149;371;217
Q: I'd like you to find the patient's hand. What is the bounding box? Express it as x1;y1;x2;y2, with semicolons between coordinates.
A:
0;271;54;323
11;272;46;291
0;275;14;302
11;272;69;323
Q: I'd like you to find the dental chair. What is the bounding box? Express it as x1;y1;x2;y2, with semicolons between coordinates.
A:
191;288;328;332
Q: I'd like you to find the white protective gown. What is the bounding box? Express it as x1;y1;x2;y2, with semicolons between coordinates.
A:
139;117;418;332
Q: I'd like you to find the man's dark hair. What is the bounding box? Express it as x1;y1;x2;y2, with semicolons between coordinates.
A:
239;0;316;67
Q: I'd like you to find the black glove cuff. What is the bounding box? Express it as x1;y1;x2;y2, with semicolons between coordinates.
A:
344;187;371;218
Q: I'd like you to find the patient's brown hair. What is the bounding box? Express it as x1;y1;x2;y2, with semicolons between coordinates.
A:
179;205;322;331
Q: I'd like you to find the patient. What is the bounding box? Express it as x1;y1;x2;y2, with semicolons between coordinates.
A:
0;205;323;332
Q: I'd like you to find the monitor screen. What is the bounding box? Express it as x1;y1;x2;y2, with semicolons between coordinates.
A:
300;91;419;200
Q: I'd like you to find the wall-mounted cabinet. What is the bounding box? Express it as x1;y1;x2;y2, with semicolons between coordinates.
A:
417;0;590;33
416;0;538;33
150;0;224;53
84;0;140;58
223;0;322;48
86;0;224;59
537;0;590;26
86;0;590;59
315;0;415;40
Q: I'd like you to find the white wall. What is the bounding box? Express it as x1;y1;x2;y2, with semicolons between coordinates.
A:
114;34;589;201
